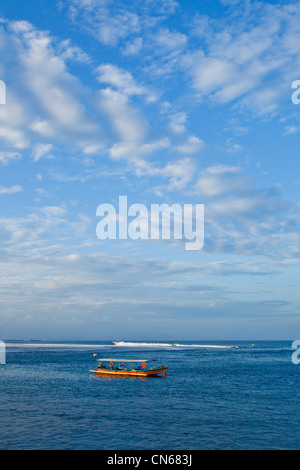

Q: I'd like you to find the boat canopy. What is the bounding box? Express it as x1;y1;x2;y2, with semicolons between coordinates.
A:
97;359;154;363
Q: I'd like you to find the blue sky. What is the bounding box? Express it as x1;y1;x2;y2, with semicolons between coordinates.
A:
0;0;300;340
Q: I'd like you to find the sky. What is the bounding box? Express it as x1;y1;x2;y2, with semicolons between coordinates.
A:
0;0;300;341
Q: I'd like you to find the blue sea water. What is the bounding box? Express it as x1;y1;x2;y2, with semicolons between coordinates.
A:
0;340;299;450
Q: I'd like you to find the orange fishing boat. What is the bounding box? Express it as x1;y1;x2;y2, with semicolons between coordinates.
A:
90;358;168;377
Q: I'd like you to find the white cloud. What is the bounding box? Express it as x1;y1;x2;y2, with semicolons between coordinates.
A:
160;158;195;190
0;204;91;256
0;185;22;196
122;37;143;56
64;0;300;122
177;136;204;155
283;125;300;136
0;152;22;165
0;91;30;149
152;28;187;54
65;0;180;49
99;88;148;142
57;39;91;64
144;0;180;15
0;3;298;262
40;206;66;217
96;64;156;101
184;2;300;115
66;0;141;46
31;143;54;162
109;137;170;164
0;20;106;157
168;112;187;134
195;165;251;197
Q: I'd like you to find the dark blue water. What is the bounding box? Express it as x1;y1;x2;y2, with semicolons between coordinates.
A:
0;341;299;450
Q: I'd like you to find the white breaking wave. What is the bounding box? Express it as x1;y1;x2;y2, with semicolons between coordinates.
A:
5;341;237;350
113;341;236;349
113;341;173;347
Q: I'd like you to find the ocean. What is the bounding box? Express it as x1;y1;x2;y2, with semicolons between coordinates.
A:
0;340;299;450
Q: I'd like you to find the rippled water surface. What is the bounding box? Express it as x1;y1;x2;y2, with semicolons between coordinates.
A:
0;341;299;450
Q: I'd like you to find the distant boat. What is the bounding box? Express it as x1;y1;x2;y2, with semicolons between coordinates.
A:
90;358;168;377
30;339;41;343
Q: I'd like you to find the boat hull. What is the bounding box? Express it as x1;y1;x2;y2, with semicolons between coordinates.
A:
90;367;168;377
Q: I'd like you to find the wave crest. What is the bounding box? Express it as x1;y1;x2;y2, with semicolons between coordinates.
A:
113;341;236;349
